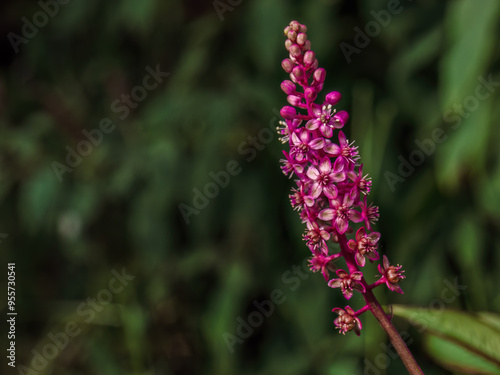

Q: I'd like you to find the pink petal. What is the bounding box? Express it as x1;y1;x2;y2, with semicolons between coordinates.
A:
299;129;310;142
319;157;332;174
318;209;335;221
306;119;320;131
328;279;342;288
351;271;363;280
348;210;363;223
368;232;381;241
356;227;366;241
335;217;348;234
355;252;366;267
311;104;322;117
331;171;346;182
336;269;348;278
291;132;301;146
309;138;325;150
310;182;322;198
304;196;315;207
324;143;340;155
333;157;345;172
323;184;338;199
320;230;331;241
338;130;347;146
343;289;353;300
320;124;333;138
306;166;320;180
383;255;390;269
366;251;380;261
347;239;357;251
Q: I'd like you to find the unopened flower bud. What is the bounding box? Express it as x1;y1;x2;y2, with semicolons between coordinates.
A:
304;87;317;102
304;51;316;66
312;59;319;70
333;110;349;126
287;95;302;106
284;26;291;36
280;106;297;119
289;44;301;58
297;32;307;45
281;80;296;95
303;40;311;51
313;68;326;83
287;30;297;42
282;58;293;73
290;20;300;31
292;66;305;81
285;39;292;51
326;91;342;105
299;24;307;33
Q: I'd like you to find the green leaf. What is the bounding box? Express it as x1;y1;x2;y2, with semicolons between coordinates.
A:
393;306;500;374
425;334;500;375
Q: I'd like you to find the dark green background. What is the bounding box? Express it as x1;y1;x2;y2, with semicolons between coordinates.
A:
1;0;499;374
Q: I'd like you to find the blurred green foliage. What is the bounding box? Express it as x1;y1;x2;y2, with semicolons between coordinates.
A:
0;0;499;374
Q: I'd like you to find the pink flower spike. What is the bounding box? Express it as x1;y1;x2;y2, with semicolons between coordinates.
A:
332;306;362;335
378;255;405;294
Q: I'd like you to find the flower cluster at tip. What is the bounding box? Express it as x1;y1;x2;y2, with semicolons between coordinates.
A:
278;20;405;336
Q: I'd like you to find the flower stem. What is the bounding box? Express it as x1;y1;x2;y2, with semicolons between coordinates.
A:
338;234;423;375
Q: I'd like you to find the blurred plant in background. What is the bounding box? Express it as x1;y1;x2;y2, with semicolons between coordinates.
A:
0;0;499;374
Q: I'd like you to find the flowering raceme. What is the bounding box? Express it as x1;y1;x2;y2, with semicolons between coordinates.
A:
277;20;405;336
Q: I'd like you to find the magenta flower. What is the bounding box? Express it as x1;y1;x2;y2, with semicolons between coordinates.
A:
290;128;324;163
324;131;359;170
280;150;304;178
332;306;362;336
328;269;365;300
378;255;405;294
306;104;347;138
306;156;345;199
347;164;372;199
359;196;380;230
303;220;330;254
309;252;339;281
318;194;362;234
347;227;380;267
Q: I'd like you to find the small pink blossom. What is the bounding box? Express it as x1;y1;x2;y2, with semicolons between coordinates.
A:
324;131;359;170
309;252;339;281
378;255;405;294
303;221;330;253
290;128;324;163
332;306;362;335
318;194;362;234
328;269;365;300
306;156;345;199
347;227;380;267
